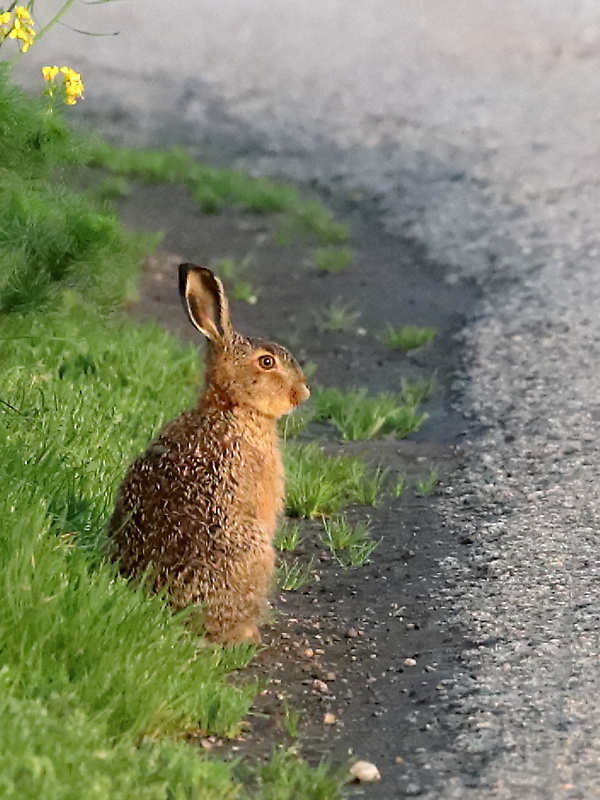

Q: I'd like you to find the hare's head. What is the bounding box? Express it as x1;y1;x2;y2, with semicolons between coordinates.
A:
179;264;310;419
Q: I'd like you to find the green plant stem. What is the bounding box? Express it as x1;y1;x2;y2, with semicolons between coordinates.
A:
34;0;77;43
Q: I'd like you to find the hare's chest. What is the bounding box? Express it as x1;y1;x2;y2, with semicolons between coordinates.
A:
235;443;284;534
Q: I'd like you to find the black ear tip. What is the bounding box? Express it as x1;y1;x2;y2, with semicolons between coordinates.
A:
178;263;192;297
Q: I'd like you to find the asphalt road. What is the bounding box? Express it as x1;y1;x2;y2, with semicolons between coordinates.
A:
15;2;600;796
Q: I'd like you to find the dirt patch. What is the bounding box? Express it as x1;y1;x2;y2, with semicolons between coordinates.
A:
119;184;480;796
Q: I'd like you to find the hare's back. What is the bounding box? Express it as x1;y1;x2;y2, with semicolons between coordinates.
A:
110;409;282;574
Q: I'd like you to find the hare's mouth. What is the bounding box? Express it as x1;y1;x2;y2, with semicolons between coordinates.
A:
290;384;310;407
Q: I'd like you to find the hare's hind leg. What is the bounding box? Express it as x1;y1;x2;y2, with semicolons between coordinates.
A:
202;589;267;644
205;546;274;644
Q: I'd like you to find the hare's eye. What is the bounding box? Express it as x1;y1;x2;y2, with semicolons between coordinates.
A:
258;354;276;370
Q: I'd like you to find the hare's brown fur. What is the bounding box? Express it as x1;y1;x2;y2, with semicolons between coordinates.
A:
109;265;309;643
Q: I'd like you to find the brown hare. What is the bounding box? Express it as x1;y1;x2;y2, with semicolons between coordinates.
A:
109;264;309;644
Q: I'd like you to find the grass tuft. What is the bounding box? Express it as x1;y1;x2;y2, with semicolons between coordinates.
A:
275;201;349;246
284;442;383;518
279;406;315;440
393;475;406;498
278;557;315;592
415;469;439;497
378;324;437;351
312;386;428;440
320;516;377;567
282;704;302;739
313;246;353;273
253;748;348;799
275;520;303;552
315;298;362;333
400;374;436;405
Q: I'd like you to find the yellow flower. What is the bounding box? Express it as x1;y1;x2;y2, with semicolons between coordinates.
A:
60;67;81;81
0;5;35;52
60;67;84;104
42;66;60;82
42;64;85;106
15;6;34;22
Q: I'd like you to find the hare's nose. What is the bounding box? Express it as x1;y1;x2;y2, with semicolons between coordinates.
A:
299;383;310;402
291;383;310;407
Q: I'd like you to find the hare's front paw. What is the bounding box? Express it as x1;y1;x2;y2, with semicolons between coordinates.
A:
215;622;261;645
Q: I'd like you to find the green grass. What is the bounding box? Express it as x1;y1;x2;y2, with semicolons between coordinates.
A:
274;203;349;246
232;280;259;304
278;557;315;592
279;406;315;439
0;62;85;178
312;386;428;440
393;475;406;498
282;705;302;739
358;466;388;506
315;298;362;333
284;443;384;518
213;257;260;305
0;170;157;313
0;66;154;314
91;142;348;246
313;246;353;272
85;173;133;204
90;142;298;214
275;520;303;552
320;516;377;567
400;374;436;405
252;749;348;800
415;469;439;497
378;324;437;351
0;688;246;800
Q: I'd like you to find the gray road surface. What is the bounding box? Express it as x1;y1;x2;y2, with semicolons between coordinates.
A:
15;1;600;796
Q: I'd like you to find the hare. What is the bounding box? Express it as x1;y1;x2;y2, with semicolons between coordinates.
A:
109;264;309;644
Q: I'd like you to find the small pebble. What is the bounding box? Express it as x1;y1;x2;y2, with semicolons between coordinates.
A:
326;671;337;681
323;712;337;725
312;679;329;694
404;657;417;667
346;627;360;638
350;760;381;783
304;648;314;658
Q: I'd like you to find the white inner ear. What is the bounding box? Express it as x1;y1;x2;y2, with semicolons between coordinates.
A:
182;266;232;344
183;290;221;343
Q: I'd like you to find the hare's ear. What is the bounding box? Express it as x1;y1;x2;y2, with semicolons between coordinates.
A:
179;264;233;345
